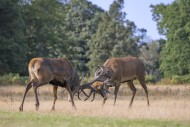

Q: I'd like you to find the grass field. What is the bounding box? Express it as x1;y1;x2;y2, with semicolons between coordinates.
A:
0;110;189;127
0;84;190;127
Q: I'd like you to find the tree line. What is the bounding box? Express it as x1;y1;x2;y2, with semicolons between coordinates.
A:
0;0;190;83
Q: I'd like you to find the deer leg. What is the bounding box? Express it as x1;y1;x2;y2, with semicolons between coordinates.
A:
19;81;33;112
52;85;58;111
127;80;136;107
113;82;120;106
32;82;40;111
91;92;96;102
68;92;71;102
66;82;76;110
102;98;106;106
32;81;48;111
138;78;149;106
98;90;106;106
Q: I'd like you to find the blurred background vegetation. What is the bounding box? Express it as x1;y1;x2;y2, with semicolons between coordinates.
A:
0;0;190;85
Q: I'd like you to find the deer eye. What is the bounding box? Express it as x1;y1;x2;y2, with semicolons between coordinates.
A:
96;70;102;76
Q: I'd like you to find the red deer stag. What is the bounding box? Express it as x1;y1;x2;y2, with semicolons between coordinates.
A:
19;58;84;111
85;56;149;107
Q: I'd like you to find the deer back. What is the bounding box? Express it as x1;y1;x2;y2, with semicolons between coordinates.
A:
104;57;145;82
28;58;74;83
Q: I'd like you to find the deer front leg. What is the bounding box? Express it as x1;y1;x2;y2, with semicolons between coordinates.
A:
113;81;121;106
66;82;76;110
52;85;58;111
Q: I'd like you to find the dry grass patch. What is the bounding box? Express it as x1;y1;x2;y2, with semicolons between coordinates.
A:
0;98;190;121
0;85;190;122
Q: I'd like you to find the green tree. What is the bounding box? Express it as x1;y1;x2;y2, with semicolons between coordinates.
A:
0;0;28;74
151;0;190;77
88;0;139;72
139;41;160;75
108;0;126;23
64;0;104;73
22;0;68;59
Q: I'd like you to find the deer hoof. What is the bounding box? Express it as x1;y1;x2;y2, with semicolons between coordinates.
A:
51;107;55;111
35;104;39;111
19;107;23;112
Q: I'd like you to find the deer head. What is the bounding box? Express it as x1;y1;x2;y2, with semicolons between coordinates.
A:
93;66;114;83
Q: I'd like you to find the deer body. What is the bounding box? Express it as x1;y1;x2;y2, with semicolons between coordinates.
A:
19;58;80;111
94;56;149;107
104;57;144;83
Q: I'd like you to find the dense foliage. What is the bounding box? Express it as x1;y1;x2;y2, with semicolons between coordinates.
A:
0;0;28;74
1;0;190;83
0;0;147;75
151;0;190;79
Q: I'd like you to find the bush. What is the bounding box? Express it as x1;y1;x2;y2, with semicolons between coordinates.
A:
171;75;190;84
145;75;157;83
158;78;173;85
80;76;94;84
0;73;28;86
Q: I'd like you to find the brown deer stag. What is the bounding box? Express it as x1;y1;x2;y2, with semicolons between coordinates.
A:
86;56;149;107
19;58;87;111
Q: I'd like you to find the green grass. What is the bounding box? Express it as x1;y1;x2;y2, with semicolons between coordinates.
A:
0;111;189;127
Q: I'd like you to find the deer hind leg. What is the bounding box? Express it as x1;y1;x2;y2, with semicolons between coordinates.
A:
52;85;58;111
127;80;136;107
32;80;49;111
138;77;149;106
19;81;33;112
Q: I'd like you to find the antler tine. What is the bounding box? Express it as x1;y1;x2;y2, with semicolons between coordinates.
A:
85;80;111;102
78;85;91;100
77;89;90;100
83;83;98;101
96;65;104;73
99;66;104;73
84;90;93;101
82;89;90;97
79;82;98;100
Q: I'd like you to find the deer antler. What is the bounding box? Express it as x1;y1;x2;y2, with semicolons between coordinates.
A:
78;82;98;100
83;78;111;101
